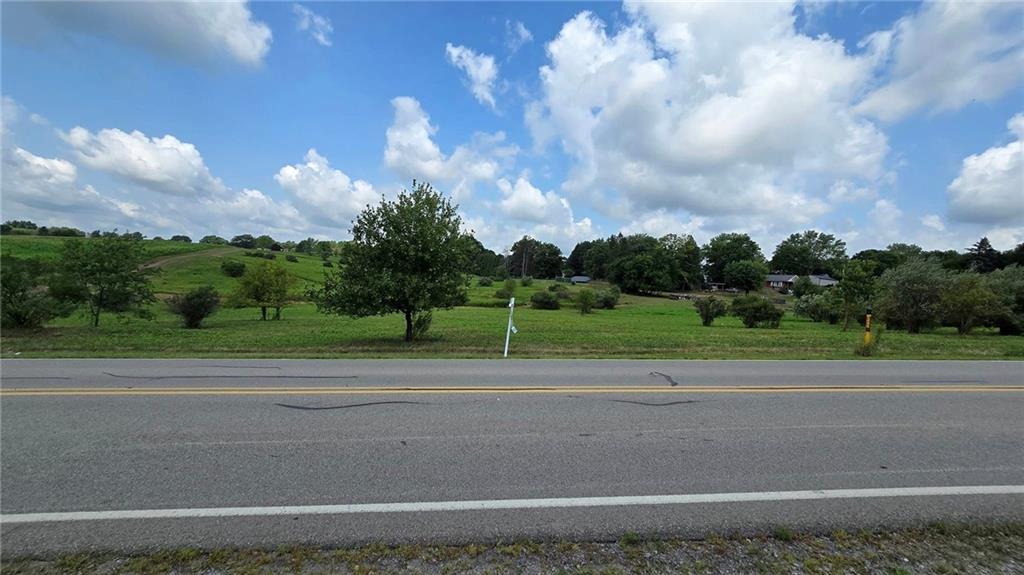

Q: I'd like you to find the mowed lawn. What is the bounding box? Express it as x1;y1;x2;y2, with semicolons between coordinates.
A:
3;292;1021;359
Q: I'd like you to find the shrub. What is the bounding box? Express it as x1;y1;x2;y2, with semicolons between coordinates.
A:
220;260;246;277
478;276;494;287
520;276;534;287
323;261;334;268
548;283;567;292
167;285;220;329
577;289;597;314
595;286;621;309
0;256;71;328
987;265;1024;335
874;259;948;333
285;254;299;263
939;272;1002;335
731;295;784;328
530;290;560;310
793;291;841;324
694;296;728;326
263;253;277;260
494;278;516;299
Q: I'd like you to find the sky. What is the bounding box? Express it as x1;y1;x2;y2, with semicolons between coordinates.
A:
1;1;1022;255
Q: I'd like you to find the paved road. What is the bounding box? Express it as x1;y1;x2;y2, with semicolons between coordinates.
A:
1;359;1022;556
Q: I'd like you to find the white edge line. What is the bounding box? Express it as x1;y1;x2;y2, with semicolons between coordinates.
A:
3;486;1023;524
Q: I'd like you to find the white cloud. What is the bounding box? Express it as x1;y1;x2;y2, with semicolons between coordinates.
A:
293;4;333;47
198;189;308;238
828;180;877;203
7;1;272;67
275;148;378;227
921;214;945;232
619;210;706;239
857;2;1023;122
947;113;1024;225
528;5;887;230
505;20;533;54
384;96;516;200
445;43;499;109
869;198;903;229
59;127;227;197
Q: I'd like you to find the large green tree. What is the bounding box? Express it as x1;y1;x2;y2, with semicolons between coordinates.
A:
940;272;1002;335
723;259;768;294
874;259;949;333
703;233;764;284
836;259;875;330
309;181;470;341
58;235;155;327
660;234;702;290
770;230;847;276
987;265;1024;335
966;237;1000;273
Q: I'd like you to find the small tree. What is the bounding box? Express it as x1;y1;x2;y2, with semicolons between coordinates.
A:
940;273;1002;335
308;181;470;341
170;235;192;243
58;236;155;327
577;289;596;314
229;234;256;248
731;296;784;328
693;296;728;326
837;260;875;330
167;285;220;328
875;259;948;333
495;278;516;299
0;256;72;328
791;276;819;298
724;260;768;294
199;235;228;245
595;286;621;309
235;260;293;320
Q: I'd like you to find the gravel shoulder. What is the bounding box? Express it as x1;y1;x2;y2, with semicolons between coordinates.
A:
4;522;1022;574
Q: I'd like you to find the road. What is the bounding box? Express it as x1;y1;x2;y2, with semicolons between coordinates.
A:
1;359;1022;556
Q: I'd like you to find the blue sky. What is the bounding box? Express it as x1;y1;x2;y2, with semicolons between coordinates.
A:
2;1;1021;255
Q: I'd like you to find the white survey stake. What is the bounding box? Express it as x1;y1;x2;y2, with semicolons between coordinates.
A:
503;297;517;357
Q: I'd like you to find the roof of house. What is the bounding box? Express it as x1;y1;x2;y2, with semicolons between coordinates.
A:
809;274;837;281
765;274;799;282
571;275;591;282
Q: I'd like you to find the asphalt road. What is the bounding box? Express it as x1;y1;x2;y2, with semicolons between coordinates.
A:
1;359;1022;556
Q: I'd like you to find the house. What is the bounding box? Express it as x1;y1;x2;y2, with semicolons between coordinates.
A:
808;274;838;287
765;274;798;290
570;275;591;285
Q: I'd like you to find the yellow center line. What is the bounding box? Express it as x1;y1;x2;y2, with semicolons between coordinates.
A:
0;385;1021;396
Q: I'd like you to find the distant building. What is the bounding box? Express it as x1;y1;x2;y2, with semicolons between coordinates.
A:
807;274;838;287
570;275;591;285
765;274;799;290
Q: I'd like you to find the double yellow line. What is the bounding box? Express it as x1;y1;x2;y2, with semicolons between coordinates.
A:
1;384;1021;397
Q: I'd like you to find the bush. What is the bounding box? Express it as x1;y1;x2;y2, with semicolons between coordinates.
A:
530;290;560;310
521;276;534;287
595;286;621;309
478;276;494;287
323;261;334;268
693;296;728;326
874;259;948;333
494;278;516;299
263;253;276;260
0;256;71;328
793;291;841;324
220;260;246;277
731;295;784;328
285;254;299;263
577;289;597;314
167;285;220;329
548;283;566;292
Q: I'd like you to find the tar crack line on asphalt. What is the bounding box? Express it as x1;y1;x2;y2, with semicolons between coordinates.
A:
607;399;698;407
650;371;680;386
274;401;431;411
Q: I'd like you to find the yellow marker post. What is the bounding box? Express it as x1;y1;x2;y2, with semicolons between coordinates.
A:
864;306;873;346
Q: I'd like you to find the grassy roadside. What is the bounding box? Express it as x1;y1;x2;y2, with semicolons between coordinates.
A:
4;523;1022;574
3;296;1022;359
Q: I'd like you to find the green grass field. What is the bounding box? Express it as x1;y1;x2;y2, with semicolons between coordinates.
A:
2;237;1021;359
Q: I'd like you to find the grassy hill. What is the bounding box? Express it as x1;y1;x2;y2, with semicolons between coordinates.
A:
0;236;217;262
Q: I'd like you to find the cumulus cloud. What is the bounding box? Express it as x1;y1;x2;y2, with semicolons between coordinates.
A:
947;113;1024;225
59;127;227;197
384;96;516;200
4;1;272;67
921;214;945;232
857;2;1024;122
619;210;706;239
828;180;877;203
445;43;499;109
505;20;533;54
275;148;378;227
527;4;887;228
293;4;333;47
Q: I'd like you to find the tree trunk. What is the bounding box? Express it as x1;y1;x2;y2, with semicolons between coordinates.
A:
260;306;267;321
92;309;100;327
404;310;413;342
274;307;281;320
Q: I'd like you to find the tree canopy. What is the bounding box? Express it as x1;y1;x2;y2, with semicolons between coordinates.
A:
703;233;764;284
309;181;470;341
770;230;847;276
58;235;155;326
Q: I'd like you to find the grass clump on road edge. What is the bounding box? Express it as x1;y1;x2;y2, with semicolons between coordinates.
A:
3;522;1023;574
